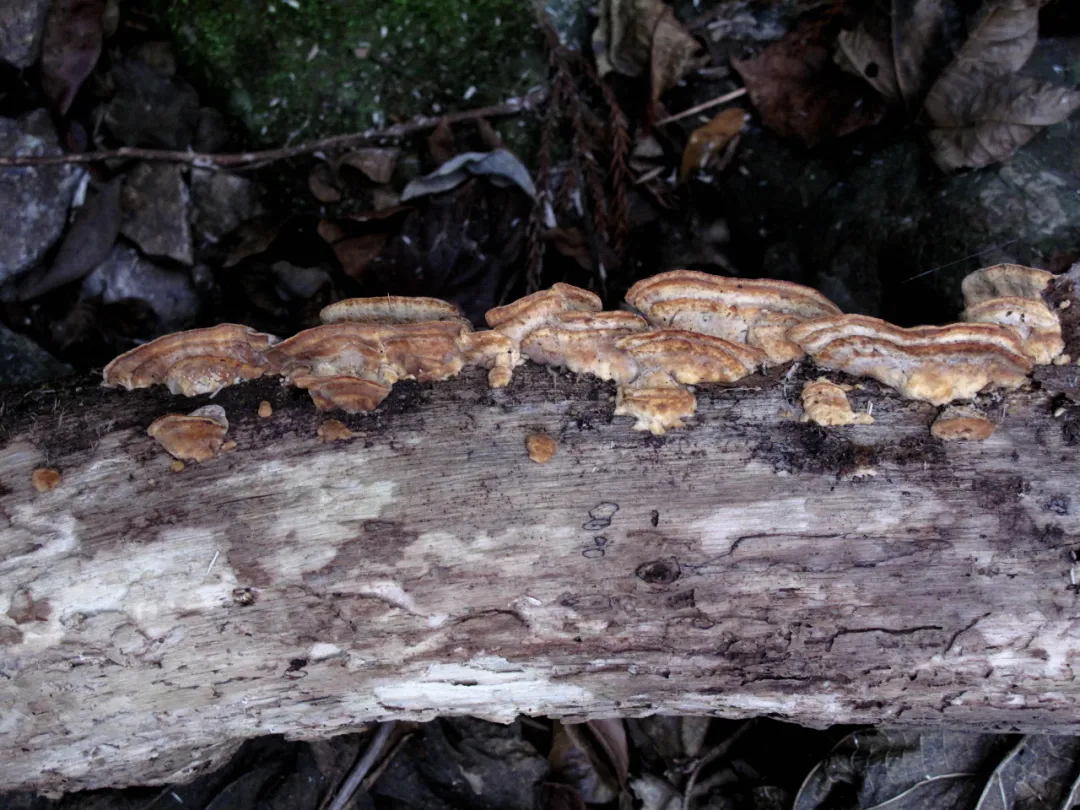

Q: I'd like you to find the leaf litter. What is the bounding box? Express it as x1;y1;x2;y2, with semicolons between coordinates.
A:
4;0;1080;806
836;0;1080;169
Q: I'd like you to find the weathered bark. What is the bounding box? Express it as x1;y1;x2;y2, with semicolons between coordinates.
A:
1;363;1079;792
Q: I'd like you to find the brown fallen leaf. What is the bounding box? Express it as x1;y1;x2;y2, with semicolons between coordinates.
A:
836;0;1080;170
335;148;399;185
428;118;456;165
543;227;594;271
308;163;342;203
733;15;887;146
40;0;105;115
927;76;1080;171
679;107;746;181
332;233;388;281
923;1;1080;170
593;0;707;104
223;217;279;268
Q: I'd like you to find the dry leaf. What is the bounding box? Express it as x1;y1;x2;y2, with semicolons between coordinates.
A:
40;0;105;115
835;25;901;103
475;118;504;150
837;0;1080;170
308;163;342;203
223;218;279;268
332;233;387;280
335;148;398;185
550;721;621;804
18;179;121;300
733;16;887;146
543;227;594;271
428;118;456;165
593;0;707;103
922;1;1080;170
926;76;1080;171
679;107;745;181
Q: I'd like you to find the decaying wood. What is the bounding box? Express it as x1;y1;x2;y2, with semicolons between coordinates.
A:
1;362;1079;793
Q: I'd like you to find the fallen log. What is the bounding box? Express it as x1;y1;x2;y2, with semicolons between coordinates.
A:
1;358;1079;793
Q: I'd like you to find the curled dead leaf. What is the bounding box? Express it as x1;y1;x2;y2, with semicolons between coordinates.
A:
679;107;746;181
593;0;707;104
733;16;887;146
837;0;1080;170
41;0;105;115
332;233;388;281
335;148;399;185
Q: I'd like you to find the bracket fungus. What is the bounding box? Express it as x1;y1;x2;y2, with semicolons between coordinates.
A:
616;329;765;385
961;264;1054;304
800;378;874;427
614;370;698;435
961;297;1064;365
103;324;278;396
930;405;996;441
485;282;602;348
97;267;1053;437
520;311;648;381
788;315;1033;406
959;265;1064;366
625;270;841;364
147;405;229;462
320;295;465;325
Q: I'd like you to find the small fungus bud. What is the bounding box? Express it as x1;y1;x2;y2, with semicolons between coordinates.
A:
800;378;874;426
317;420;356;442
931;405;996;441
148;405;229;462
31;468;62;492
526;433;557;463
258;400;273;418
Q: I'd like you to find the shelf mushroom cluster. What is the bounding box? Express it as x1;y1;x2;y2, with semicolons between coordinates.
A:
102;264;1066;442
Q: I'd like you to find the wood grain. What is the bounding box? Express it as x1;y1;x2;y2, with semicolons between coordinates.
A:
1;363;1078;792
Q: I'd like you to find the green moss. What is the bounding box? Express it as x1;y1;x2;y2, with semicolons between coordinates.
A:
160;0;551;144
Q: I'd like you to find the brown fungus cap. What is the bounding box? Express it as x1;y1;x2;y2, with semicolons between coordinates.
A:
462;330;518;388
614;370;697;435
485;283;602;346
788;315;1033;406
961;264;1054;306
147;405;229;462
526;433;557;463
625;270;841;364
103;324;278;396
521;311;648;382
266;324;387;380
377;321;472;382
930;405;995;441
616;329;765;385
320;296;464;325
800;378;874;426
961;296;1064;365
293;376;392;413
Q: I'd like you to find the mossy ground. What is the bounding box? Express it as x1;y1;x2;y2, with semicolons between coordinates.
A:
161;0;556;145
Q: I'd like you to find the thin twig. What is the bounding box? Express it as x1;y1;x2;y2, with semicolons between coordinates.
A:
681;719;755;810
655;88;747;127
323;721;397;810
0;91;547;171
361;729;413;790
